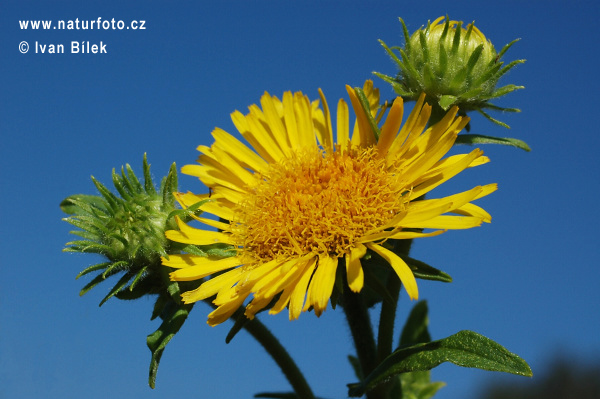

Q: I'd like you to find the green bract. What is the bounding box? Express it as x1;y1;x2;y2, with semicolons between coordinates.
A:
61;154;179;304
376;16;525;129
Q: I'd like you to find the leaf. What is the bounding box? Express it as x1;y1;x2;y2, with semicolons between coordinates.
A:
354;87;382;140
75;262;111;279
142;153;157;195
348;355;364;381
348;330;532;397
99;272;133;306
438;95;457;111
399;371;446;399
225;310;250;344
402;256;452;283
147;303;193;388
400;301;431;347
60;194;107;215
455;134;531;152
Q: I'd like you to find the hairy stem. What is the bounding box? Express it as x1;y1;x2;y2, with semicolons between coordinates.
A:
243;318;315;399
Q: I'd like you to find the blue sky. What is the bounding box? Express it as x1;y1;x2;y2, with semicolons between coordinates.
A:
2;1;600;398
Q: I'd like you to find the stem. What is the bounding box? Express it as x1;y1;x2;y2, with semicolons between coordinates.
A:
376;277;400;363
343;288;377;375
243;318;315;399
376;238;414;363
343;286;390;399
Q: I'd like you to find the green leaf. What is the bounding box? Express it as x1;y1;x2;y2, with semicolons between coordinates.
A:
354;87;382;140
75;262;111;279
402;256;452;283
465;44;484;76
162;163;178;206
455;133;531;152
488;83;525;100
438;95;457;111
60;194;107;215
225;310;250;344
142;153;157;195
114;278;152;300
151;293;169;321
400;301;431;347
147;303;193;388
91;176;120;211
399;371;446;399
99;272;133;306
348;354;364;381
348;330;532;397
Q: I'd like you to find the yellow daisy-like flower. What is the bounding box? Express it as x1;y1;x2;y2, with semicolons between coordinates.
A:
163;82;496;326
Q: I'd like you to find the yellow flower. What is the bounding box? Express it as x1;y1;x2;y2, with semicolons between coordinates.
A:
163;81;496;326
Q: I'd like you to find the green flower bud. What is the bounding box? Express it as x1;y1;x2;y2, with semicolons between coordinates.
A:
61;154;180;305
376;16;525;129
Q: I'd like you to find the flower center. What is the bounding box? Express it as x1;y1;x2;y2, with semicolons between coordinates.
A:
232;146;406;261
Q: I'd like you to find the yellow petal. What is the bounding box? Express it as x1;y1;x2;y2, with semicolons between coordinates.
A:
260;93;293;156
411;148;484;199
199;199;236;221
212;127;268;174
246;112;285;162
401;215;484;230
180;267;246;303
316;88;334;152
345;244;366;292
377;97;404;155
168;256;242;281
308;255;338;316
359;229;445;243
290;257;317;319
244;295;273;319
346;85;376;147
367;243;418;300
181;164;245;193
231;109;277;164
387;93;429;161
336;99;350;152
293;92;317;149
165;217;233;245
207;294;249;327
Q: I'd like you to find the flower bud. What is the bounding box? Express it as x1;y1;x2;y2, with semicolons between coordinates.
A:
62;154;180;305
376;16;525;128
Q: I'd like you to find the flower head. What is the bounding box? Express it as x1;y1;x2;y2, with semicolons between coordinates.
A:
376;16;525;128
163;82;496;326
62;154;180;304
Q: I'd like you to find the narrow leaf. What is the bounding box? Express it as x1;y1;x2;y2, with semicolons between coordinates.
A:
225;310;250;344
143;153;157;195
401;256;452;283
76;262;111;279
60;194;107;215
147;304;193;388
348;355;364;380
354;87;382;140
455;133;531;152
400;301;431;347
99;273;133;306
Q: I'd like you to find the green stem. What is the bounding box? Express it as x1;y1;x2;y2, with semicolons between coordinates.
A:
243;318;315;399
376;277;400;363
343;285;388;399
376;238;414;363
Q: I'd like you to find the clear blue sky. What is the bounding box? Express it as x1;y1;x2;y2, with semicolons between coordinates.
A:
2;1;599;398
